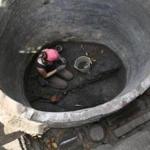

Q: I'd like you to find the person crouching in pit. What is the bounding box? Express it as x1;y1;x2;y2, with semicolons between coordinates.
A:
36;48;73;90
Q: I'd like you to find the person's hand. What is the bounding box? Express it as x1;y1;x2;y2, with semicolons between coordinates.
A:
57;65;66;72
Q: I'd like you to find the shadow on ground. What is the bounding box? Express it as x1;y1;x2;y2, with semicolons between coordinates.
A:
0;123;23;150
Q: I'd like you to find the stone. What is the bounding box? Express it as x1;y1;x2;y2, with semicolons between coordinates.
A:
89;125;105;142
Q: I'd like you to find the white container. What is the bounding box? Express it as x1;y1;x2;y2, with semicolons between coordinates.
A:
74;56;92;73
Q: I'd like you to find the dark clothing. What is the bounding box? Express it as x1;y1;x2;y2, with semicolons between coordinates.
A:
36;57;62;72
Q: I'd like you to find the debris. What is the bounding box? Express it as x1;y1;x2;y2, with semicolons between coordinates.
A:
85;52;89;56
59;136;77;146
47;138;58;150
52;142;58;149
19;47;38;54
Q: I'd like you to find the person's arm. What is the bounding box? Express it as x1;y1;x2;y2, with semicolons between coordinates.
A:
46;69;57;78
37;65;66;78
46;65;66;78
37;67;57;78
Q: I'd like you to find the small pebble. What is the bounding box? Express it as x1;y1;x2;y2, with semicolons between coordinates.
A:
52;142;58;149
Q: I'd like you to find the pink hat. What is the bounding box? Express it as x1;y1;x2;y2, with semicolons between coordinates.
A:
44;48;60;62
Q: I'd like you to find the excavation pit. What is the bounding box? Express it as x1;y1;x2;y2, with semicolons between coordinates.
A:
24;41;126;112
0;0;150;128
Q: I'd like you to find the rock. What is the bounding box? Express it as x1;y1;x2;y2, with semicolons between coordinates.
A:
89;125;105;142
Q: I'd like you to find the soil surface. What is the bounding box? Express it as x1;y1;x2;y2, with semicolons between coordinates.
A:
24;41;126;112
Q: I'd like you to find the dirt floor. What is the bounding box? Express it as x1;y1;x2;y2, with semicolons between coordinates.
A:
24;41;126;112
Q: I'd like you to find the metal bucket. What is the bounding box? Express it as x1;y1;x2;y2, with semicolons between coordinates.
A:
74;56;92;73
